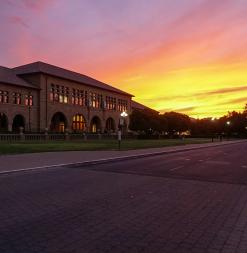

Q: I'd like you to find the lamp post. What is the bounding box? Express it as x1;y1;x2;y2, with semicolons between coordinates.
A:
226;121;231;140
118;111;128;150
28;104;31;132
210;117;215;142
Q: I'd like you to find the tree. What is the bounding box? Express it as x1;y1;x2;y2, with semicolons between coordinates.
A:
129;102;247;138
129;109;161;133
162;112;190;134
243;104;247;115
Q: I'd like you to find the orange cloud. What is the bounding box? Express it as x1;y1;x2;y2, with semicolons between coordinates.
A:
1;0;247;118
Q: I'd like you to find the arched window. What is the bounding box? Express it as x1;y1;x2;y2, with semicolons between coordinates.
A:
0;113;8;132
105;117;115;132
90;116;101;133
12;114;25;132
72;114;86;132
50;112;67;133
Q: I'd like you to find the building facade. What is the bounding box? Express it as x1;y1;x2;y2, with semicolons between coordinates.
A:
0;62;133;133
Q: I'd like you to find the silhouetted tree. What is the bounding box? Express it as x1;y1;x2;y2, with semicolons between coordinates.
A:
162;112;190;134
129;109;161;133
129;103;247;138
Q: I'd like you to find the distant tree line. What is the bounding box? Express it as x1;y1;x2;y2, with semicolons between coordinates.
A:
129;104;247;138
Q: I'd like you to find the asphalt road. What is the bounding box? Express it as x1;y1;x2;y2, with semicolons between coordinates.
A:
1;141;247;253
87;140;247;185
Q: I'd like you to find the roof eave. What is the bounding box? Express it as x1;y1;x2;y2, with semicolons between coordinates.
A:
0;80;40;90
17;71;134;97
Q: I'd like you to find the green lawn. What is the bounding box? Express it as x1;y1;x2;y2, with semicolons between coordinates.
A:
0;138;213;155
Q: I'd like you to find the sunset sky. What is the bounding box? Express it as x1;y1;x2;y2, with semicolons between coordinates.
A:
1;0;247;118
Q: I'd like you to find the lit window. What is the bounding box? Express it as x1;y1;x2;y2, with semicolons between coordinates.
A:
106;96;116;110
118;99;128;112
90;92;101;108
13;92;21;105
50;84;55;101
3;91;8;103
25;94;33;106
50;84;69;104
72;114;86;132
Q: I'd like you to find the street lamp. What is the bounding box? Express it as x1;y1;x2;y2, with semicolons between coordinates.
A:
226;121;231;140
120;111;128;118
28;104;31;132
211;117;216;142
118;111;128;150
120;111;128;129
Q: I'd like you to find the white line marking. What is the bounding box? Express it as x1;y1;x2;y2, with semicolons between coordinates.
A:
185;158;191;161
241;165;247;168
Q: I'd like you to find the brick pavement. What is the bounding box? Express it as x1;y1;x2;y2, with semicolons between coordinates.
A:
1;165;247;252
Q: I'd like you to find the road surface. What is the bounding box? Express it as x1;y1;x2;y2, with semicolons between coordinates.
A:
1;141;247;253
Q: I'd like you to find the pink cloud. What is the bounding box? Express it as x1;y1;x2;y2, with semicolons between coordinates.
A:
21;0;55;11
8;16;29;28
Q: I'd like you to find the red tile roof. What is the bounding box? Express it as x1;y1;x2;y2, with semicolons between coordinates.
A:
0;66;38;89
13;61;133;96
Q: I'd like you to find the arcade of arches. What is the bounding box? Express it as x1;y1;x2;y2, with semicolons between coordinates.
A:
0;112;117;133
49;113;116;133
0;113;26;132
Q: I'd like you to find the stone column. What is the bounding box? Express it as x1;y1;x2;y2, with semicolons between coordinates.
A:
19;127;25;141
44;128;49;141
65;128;70;141
8;124;12;132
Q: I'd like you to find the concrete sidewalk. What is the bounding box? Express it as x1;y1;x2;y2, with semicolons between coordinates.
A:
0;140;246;174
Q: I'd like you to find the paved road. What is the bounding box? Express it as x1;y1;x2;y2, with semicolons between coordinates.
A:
87;140;247;185
1;142;247;253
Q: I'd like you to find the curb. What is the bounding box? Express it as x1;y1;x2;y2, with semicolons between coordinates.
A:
0;140;246;176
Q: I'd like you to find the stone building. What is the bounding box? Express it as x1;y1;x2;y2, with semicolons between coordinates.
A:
131;100;159;114
0;61;133;133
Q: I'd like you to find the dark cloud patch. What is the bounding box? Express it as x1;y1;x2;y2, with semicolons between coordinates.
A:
8;16;29;28
217;97;247;106
195;86;247;96
160;106;197;114
143;85;247;103
143;94;187;103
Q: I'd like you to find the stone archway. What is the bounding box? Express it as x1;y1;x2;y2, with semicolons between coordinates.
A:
12;114;25;133
50;112;68;133
90;116;101;133
105;117;115;133
0;113;8;132
72;114;86;132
